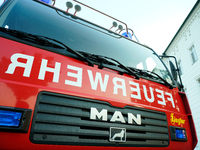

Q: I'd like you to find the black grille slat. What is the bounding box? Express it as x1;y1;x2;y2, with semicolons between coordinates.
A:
37;104;89;118
34;124;109;137
30;92;169;147
127;132;169;140
142;118;167;126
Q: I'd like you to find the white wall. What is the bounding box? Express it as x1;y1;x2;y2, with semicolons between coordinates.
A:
164;2;200;149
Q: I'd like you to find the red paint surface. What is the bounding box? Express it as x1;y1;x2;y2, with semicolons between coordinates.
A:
0;37;197;149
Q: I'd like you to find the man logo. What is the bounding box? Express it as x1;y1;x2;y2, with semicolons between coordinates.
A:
90;107;141;125
109;127;126;142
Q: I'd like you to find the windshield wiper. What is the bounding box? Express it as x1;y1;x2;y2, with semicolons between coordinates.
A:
78;51;140;79
0;27;64;49
129;67;173;89
37;36;94;67
0;27;94;66
101;56;140;79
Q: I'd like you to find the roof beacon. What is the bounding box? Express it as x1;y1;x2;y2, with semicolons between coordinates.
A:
40;0;52;4
122;32;132;39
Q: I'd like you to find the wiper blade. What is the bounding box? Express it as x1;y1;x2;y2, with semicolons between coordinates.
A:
78;51;116;66
145;70;173;89
129;67;173;89
38;36;94;67
0;27;64;49
101;56;140;79
0;27;94;66
78;51;140;79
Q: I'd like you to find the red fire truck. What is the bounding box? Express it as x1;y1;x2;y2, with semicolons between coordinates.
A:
0;0;198;149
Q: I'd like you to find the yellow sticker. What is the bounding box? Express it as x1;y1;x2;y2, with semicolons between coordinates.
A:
170;113;185;126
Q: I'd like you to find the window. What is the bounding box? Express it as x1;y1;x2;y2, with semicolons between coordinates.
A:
178;60;183;75
190;45;198;63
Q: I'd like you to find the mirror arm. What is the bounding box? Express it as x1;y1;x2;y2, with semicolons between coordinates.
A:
160;55;184;91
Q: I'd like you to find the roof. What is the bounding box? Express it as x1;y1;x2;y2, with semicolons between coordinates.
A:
163;0;200;55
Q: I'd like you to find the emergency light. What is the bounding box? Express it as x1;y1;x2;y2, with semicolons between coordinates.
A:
122;32;132;39
40;0;51;4
170;126;187;141
0;110;22;127
175;128;187;140
0;106;32;132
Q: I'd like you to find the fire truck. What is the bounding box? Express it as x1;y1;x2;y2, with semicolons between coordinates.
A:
0;0;198;149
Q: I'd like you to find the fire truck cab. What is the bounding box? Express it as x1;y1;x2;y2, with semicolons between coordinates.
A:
0;0;198;149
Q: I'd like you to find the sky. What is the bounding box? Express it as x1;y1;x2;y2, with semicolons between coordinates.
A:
0;0;197;55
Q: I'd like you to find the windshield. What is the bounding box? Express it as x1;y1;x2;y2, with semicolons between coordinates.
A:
0;0;173;85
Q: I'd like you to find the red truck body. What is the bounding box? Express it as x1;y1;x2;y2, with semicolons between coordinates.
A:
0;0;197;149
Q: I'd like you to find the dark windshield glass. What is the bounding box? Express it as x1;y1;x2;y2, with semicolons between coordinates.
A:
0;0;173;85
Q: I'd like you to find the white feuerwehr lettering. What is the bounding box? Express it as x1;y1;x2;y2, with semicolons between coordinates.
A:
5;53;34;77
87;70;109;92
5;53;176;109
113;77;126;96
38;59;61;83
165;92;175;108
65;65;82;87
156;89;166;106
143;85;154;103
129;81;141;99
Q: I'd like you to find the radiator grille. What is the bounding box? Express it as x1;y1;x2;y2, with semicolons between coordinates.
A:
30;92;169;147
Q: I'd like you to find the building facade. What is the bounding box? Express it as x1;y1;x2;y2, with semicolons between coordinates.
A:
163;1;200;149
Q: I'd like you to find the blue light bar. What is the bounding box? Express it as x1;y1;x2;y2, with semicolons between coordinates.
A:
0;110;22;127
175;129;187;140
40;0;51;4
122;32;132;39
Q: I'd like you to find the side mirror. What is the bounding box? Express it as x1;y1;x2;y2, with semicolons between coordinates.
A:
160;55;184;91
169;60;177;81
